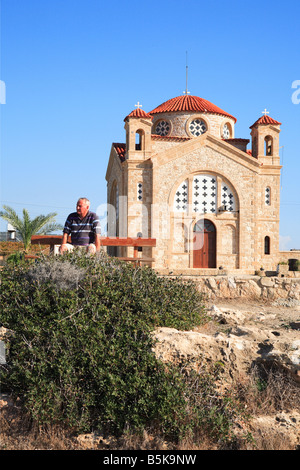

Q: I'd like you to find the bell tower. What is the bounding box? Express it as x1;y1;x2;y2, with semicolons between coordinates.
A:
124;103;152;160
250;110;281;165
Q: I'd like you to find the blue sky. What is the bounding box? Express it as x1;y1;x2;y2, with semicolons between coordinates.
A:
0;0;300;250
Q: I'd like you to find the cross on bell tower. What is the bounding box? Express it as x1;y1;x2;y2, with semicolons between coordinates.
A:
135;101;142;109
262;108;269;116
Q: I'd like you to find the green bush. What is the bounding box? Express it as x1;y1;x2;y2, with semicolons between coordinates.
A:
0;252;241;443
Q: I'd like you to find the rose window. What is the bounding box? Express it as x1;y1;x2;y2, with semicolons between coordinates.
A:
155;120;170;136
188;118;207;137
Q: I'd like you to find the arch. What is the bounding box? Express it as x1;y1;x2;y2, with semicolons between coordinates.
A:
170;171;240;215
264;135;273;156
221;121;232;139
193;219;216;268
135;129;145;150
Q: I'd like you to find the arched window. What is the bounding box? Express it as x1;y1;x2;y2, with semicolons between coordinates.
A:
264;136;273;156
264;236;270;255
222;122;232;139
135;129;145;150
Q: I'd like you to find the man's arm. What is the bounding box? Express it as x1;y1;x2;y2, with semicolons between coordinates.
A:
61;232;68;245
92;213;101;252
95;234;101;252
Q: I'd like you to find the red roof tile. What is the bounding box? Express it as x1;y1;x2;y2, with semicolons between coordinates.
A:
113;143;126;161
149;95;237;123
124;108;153;121
152;134;191;142
250;115;281;128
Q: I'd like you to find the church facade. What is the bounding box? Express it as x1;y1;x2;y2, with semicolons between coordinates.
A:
105;94;283;274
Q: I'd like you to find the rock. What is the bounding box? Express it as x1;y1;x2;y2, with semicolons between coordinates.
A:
259;277;275;287
153;304;300;385
208;305;246;325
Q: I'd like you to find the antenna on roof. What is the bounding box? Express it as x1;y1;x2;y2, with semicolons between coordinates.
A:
183;51;190;95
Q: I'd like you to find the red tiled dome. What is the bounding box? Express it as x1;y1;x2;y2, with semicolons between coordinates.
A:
149;94;237;123
124;108;153;121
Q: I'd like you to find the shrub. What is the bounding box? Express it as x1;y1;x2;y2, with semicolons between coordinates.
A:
0;252;241;443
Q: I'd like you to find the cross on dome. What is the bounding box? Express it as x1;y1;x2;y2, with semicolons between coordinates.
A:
262;108;269;116
135;101;142;109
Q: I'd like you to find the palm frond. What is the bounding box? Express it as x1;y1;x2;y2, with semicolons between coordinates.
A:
37;222;63;235
0;205;62;251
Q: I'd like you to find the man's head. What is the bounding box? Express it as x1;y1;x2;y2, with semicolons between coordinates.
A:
76;198;90;219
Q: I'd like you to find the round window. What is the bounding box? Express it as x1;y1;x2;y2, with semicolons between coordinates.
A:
189;118;207;137
154;120;170;136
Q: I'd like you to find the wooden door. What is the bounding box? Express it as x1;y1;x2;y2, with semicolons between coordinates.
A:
193;220;216;268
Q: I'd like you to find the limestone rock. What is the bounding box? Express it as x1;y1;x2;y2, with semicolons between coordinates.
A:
153;303;300;384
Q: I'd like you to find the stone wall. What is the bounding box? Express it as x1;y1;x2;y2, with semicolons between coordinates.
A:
172;275;300;302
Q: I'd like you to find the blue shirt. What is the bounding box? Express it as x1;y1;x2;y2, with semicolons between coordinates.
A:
63;211;101;246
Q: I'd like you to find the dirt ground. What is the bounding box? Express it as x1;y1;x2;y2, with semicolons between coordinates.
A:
209;297;300;337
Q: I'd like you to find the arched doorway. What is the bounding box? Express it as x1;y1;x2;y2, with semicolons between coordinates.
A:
193;219;216;268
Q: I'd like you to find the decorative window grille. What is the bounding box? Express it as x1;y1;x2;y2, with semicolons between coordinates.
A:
222;123;230;139
137;182;143;201
155;120;170;136
173;180;188;212
174;174;237;214
189;119;207;137
265;187;271;205
221;182;236;212
192;175;217;213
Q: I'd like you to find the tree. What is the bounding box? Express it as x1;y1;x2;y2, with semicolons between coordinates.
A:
0;205;63;252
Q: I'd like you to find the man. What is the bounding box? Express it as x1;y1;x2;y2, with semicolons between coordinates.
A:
60;198;101;254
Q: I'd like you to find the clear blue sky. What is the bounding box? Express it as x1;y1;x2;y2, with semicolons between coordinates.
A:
0;0;300;250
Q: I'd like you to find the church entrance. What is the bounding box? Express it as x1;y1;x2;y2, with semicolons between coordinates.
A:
193;219;216;268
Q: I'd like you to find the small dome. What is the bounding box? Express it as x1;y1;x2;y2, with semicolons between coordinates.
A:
124;108;153;122
149;94;237;123
250;115;281;129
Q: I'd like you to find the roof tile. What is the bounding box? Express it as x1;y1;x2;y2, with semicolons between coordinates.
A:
250;115;281;128
149;95;237;122
124;108;153;121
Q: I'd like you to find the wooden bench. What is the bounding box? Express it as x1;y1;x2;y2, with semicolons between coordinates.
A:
31;235;156;265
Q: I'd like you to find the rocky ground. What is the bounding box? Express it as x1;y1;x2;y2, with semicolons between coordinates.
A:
1;297;299;450
153;297;300;450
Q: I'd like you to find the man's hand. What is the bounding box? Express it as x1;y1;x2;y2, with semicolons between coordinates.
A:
59;233;69;253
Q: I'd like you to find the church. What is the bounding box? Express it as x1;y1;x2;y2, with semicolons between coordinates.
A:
105;92;284;275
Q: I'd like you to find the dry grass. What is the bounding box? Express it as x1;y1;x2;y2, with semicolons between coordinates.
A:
233;364;300;416
1;363;299;451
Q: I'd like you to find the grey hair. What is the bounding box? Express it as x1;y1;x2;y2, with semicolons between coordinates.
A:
77;197;90;206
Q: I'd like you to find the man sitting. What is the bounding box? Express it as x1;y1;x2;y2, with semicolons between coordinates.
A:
60;197;101;254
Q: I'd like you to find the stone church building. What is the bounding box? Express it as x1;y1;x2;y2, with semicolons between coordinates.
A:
106;93;285;275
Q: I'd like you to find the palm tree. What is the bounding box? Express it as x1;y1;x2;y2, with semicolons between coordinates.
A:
0;205;63;252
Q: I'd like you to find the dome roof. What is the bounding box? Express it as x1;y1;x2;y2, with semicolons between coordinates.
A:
124;108;152;121
250;114;281;129
149;94;237;123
